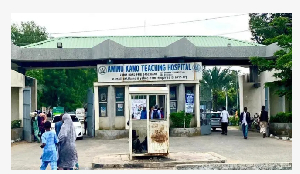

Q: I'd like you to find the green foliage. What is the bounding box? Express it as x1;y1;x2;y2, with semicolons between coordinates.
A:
229;116;239;126
270;112;292;123
170;111;193;128
11;21;48;46
30;68;97;111
249;13;292;44
11;21;98;111
11;120;22;129
201;67;239;111
216;87;238;111
249;14;292;100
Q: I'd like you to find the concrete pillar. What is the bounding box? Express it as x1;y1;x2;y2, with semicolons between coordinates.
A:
94;86;99;131
107;85;116;130
238;75;244;113
125;85;129;129
195;83;200;128
281;96;286;112
166;85;171;127
19;87;23;127
178;84;185;112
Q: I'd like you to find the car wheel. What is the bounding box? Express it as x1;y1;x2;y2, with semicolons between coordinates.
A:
77;137;83;140
212;128;216;131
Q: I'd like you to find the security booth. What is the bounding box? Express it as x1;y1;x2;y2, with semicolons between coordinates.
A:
92;62;202;154
128;87;170;160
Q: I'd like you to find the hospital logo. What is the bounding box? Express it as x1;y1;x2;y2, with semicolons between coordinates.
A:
193;63;202;72
98;66;107;75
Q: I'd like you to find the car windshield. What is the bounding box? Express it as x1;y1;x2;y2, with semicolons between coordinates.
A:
71;115;79;122
206;113;221;118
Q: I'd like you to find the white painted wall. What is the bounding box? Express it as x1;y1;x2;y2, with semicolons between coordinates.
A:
240;75;262;115
115;116;125;129
239;69;287;117
11;87;19;121
11;70;25;88
99;117;110;130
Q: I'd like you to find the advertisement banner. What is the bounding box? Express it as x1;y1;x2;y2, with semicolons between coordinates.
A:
97;62;202;82
101;107;106;117
117;103;124;112
185;93;194;113
131;99;146;119
170;101;177;110
185;103;194;113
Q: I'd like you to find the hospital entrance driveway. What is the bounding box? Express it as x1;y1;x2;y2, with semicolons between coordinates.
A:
11;128;292;170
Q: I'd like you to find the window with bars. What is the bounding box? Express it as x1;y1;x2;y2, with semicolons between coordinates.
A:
99;87;108;117
116;87;125;116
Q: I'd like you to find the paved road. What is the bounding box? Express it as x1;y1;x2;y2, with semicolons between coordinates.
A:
11;127;292;170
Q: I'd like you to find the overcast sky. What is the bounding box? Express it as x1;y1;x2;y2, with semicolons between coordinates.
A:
11;13;252;74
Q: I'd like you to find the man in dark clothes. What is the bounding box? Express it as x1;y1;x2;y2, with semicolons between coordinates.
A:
240;107;251;139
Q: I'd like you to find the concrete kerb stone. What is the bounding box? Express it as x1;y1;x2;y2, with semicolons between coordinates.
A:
175;162;292;170
92;152;226;169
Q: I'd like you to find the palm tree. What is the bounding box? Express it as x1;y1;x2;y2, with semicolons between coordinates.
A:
201;66;233;111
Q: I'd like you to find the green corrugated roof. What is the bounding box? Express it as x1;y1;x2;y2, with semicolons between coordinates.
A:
21;36;263;48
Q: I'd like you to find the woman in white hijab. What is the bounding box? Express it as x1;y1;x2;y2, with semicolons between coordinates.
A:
57;113;78;170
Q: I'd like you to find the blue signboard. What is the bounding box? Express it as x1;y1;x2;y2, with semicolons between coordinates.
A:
185;93;194;104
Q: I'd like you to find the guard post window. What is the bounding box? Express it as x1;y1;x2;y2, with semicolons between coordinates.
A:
170;86;177;113
115;87;125;116
99;87;108;117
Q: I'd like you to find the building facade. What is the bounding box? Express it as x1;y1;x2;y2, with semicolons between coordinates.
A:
239;70;291;117
11;36;281;137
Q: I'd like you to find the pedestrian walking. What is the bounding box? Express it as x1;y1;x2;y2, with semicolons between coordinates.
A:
57;114;78;170
220;107;229;135
259;106;269;138
40;121;59;170
32;112;40;142
39;113;47;137
240;107;251;139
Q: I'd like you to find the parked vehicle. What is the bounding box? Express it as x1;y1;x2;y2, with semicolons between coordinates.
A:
76;108;85;123
51;114;83;140
204;112;221;131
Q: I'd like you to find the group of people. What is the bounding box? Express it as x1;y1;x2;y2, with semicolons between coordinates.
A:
40;113;78;170
140;105;164;119
219;106;269;139
32;111;48;143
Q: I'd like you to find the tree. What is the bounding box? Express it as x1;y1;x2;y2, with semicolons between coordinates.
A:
11;21;98;111
11;21;48;109
249;14;292;100
11;21;48;46
201;67;233;111
249;13;292;44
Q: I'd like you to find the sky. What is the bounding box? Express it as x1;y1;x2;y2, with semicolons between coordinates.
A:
11;13;252;74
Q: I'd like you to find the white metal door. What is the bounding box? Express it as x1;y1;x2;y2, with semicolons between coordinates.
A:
148;94;169;154
148;120;169;154
128;87;170;157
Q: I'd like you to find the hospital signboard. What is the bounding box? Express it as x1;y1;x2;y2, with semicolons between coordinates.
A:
97;62;202;82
